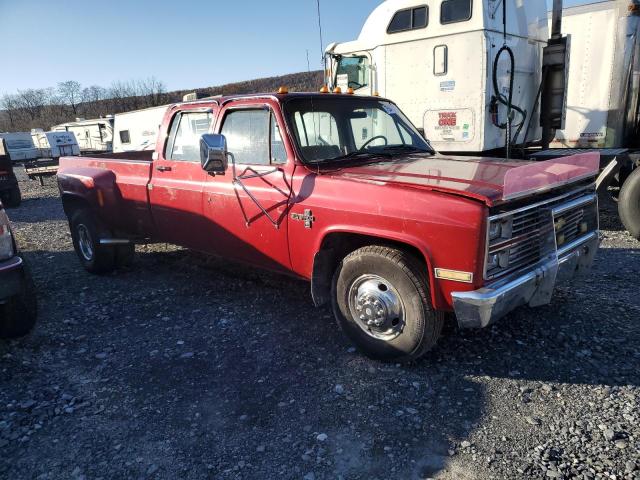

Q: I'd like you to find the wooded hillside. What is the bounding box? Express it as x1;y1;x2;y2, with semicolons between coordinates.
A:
0;70;324;132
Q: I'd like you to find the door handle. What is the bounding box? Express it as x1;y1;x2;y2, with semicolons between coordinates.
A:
156;165;172;172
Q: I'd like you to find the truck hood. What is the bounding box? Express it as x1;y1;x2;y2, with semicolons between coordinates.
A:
323;152;600;206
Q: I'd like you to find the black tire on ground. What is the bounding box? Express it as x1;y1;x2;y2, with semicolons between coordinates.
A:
0;263;37;339
1;186;21;208
70;209;116;274
331;245;444;362
115;243;135;267
618;167;640;240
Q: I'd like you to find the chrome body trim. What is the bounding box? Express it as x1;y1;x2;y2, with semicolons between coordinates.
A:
99;238;132;246
453;231;599;329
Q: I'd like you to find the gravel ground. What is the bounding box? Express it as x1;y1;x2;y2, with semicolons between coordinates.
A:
1;171;639;480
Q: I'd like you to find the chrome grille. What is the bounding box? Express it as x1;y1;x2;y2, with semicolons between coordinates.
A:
485;187;598;281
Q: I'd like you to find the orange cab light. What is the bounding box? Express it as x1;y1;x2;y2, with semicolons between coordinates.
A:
319;85;329;93
347;87;355;95
277;86;289;94
333;87;342;94
373;91;380;97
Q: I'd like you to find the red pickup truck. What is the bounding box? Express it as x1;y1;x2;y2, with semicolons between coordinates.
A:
57;92;600;361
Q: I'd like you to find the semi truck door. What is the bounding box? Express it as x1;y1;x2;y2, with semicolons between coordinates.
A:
203;103;292;272
149;108;214;250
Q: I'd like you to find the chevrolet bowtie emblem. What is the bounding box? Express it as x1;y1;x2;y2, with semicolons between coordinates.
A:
291;209;315;228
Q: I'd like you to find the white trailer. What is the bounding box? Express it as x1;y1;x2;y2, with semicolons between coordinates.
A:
0;132;39;162
31;130;80;158
112;105;168;153
52;117;114;153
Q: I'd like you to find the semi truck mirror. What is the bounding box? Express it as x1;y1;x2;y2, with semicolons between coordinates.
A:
200;134;228;174
417;128;426;139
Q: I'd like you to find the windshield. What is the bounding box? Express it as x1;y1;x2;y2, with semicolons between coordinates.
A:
283;97;433;164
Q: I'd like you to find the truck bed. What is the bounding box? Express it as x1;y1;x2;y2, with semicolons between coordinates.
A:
57;151;155;236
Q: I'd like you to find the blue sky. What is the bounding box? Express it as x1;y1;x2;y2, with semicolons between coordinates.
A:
0;0;594;95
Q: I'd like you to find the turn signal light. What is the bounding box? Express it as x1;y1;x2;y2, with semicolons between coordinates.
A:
277;86;289;94
319;85;329;93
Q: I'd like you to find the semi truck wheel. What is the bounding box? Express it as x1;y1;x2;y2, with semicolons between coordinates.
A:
1;186;21;208
618;167;640;240
331;245;443;362
0;264;37;339
70;209;116;274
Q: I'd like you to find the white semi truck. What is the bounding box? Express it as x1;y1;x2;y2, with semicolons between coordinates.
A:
325;0;640;239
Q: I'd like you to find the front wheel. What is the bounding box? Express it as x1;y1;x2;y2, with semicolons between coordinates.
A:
331;245;443;362
70;209;116;274
619;167;640;240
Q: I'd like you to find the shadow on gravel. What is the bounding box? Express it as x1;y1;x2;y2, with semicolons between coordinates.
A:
4;240;637;479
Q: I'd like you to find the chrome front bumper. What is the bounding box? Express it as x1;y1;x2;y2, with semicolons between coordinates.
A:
451;232;599;329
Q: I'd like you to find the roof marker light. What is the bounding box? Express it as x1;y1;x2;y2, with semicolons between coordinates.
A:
319;85;329;93
277;86;289;94
347;87;355;94
333;87;342;94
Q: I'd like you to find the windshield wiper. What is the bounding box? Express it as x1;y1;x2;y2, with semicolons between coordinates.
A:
308;150;393;166
378;145;434;155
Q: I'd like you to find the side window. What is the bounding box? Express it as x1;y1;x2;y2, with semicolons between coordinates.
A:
168;111;213;162
441;0;472;24
221;109;270;165
336;56;370;91
387;6;428;33
119;130;130;144
270;113;287;164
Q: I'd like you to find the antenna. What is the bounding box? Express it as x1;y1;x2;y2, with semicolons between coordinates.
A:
306;49;311;73
316;0;324;66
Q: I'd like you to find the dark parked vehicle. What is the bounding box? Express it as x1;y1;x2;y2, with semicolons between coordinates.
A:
0;152;21;208
0;201;36;338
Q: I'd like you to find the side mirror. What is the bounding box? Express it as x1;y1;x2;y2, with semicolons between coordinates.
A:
417;128;426;139
200;134;228;174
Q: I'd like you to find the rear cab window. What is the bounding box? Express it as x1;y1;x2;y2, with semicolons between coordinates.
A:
166;111;213;162
440;0;472;24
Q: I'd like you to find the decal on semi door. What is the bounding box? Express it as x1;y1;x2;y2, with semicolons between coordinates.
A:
424;109;474;144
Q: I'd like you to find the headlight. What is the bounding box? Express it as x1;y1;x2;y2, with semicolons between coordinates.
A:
488;221;502;241
0;209;15;261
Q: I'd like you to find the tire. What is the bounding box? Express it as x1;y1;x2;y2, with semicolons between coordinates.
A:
1;186;21;208
70;209;116;274
619;167;640;240
0;263;37;339
331;245;444;362
115;243;135;267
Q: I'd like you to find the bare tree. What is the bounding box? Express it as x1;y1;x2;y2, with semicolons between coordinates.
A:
81;85;106;104
0;94;20;128
138;77;166;107
16;88;50;120
57;80;82;115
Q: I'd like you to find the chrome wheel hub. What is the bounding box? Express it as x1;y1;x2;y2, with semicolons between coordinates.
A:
77;224;94;261
348;274;405;341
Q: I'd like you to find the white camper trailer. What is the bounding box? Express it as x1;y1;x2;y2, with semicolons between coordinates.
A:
52;117;114;153
31;130;80;158
0;132;39;162
112;105;168;153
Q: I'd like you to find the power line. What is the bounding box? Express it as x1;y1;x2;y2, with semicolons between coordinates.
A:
316;0;324;66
